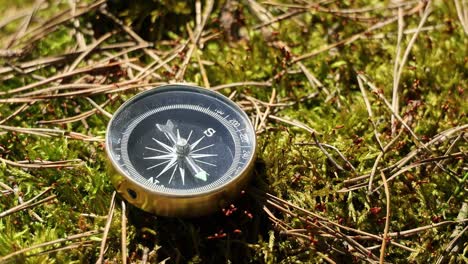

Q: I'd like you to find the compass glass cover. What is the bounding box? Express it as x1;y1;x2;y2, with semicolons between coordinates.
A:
107;85;256;195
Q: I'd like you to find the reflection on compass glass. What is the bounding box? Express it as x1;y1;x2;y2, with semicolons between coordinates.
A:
107;85;256;196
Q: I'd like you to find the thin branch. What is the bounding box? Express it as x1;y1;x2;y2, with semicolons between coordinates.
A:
0;230;101;262
0;61;127;96
96;191;116;264
85;96;113;119
392;2;432;134
0;158;82;169
257;88;276;131
292;2;424;63
121;201;127;264
253;9;306;29
454;0;468;34
391;7;404;135
0;187;54;218
211;81;272;91
379;172;391;264
357;74;427;149
175;0;214;81
67;31;115;73
357;75;383;150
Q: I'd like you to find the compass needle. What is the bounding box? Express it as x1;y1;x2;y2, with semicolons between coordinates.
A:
152;138;174;152
107;84;256;217
185;156;208;181
190;136;205;150
144;154;175;160
157;120;177;144
168;164;178;184
146;159;171;170
179;167;185;185
190;153;218;159
186;130;193;143
145;147;169;154
191;144;214;153
194;159;217;167
163;132;173;143
156;157;177;178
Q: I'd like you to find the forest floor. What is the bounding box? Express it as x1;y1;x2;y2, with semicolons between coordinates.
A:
0;0;467;263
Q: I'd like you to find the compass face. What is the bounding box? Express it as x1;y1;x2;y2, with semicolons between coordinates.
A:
106;85;256;196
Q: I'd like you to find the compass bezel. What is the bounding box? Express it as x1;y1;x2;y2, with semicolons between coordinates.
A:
105;84;257;216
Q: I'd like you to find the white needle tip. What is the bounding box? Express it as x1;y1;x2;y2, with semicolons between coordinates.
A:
195;171;208;181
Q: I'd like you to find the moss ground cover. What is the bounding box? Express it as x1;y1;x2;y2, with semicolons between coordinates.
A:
0;0;466;263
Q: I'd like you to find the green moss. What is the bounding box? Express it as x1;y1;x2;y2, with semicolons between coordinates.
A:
0;0;467;263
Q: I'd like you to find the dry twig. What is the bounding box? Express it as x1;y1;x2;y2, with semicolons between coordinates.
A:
96;191;116;264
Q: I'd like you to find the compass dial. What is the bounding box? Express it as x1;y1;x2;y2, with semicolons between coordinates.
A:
106;84;256;216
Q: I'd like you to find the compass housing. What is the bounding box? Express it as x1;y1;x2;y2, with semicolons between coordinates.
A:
105;84;256;217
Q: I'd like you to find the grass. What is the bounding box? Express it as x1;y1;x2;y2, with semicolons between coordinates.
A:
0;0;467;263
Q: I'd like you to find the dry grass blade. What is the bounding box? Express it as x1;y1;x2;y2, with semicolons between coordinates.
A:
38;95;116;124
0;230;101;263
0;157;83;168
17;0;106;47
268;114;317;134
391;2;432;134
96;191;116;264
389;124;468;173
298;63;330;96
0;61;126;96
391;7;404;135
85;96;113;118
98;7;172;73
258;190;417;253
357;74;426;149
67;31;115;73
0;124;103;141
0;42;138;77
0;5;48;30
372;153;466;193
357;75;384;151
0;182;14;192
5;0;44;49
0;187;54;218
253;9;306;29
379;172;391;264
367;129;403;192
0;103;32;124
257;88;276;131
121;201;127;264
134;43;187;81
25;241;95;259
2;81;164;102
211;81;272;91
436;202;468;263
0;194;56;218
268;115;348;171
261;192;382;261
454;0;468;34
292;2;425;63
175;0;214;81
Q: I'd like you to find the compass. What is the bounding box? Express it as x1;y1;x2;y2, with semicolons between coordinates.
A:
106;84;256;217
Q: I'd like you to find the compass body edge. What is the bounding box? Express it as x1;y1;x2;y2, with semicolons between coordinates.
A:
106;153;255;217
105;84;257;217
